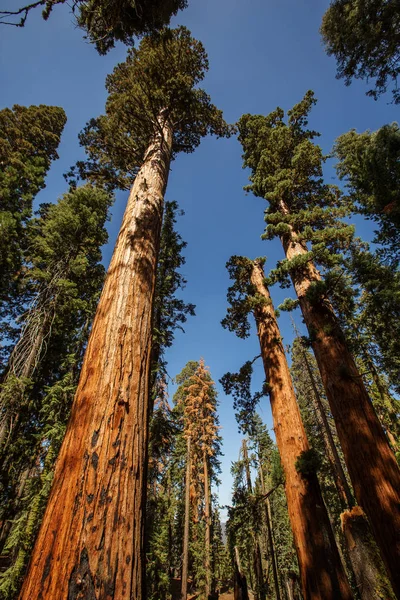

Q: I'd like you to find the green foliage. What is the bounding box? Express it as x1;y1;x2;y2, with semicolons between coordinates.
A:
150;201;195;397
221;256;267;339
294;449;322;478
334;124;400;263
220;359;270;436
0;0;188;54
0;104;66;311
73;27;231;190
0;185;112;597
321;0;400;103
237;91;355;286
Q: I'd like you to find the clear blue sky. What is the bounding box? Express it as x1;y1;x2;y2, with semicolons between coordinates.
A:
1;0;398;517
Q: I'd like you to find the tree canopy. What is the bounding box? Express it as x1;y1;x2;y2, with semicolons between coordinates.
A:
74;26;231;190
320;0;400;103
0;0;188;54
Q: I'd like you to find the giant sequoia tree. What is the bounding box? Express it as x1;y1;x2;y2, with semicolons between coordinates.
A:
320;0;400;103
237;93;400;597
222;257;353;600
19;28;229;600
0;0;187;54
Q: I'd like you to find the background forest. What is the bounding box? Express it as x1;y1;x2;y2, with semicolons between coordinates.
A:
0;0;399;599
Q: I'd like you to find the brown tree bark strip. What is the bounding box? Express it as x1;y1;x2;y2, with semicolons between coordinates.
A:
250;261;353;600
181;436;191;600
278;198;400;597
19;117;173;600
203;450;211;600
242;440;265;600
259;467;281;600
297;338;353;509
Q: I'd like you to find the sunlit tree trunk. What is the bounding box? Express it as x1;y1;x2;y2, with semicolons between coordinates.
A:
278;198;400;597
19;115;173;600
250;261;353;600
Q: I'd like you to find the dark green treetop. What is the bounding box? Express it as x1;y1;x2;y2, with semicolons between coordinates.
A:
74;27;232;190
320;0;400;103
220;256;270;435
333;123;400;263
0;0;187;54
0;104;66;309
237;91;354;288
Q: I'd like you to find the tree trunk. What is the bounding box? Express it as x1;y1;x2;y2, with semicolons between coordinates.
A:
297;339;353;509
297;339;395;599
19;115;173;600
242;440;265;600
203;450;211;599
234;546;249;600
341;507;396;600
259;467;281;600
250;261;353;600
181;436;191;600
278;198;400;597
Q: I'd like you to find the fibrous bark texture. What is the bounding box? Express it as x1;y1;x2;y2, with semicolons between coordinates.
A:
278;198;400;597
19;117;173;600
250;261;353;600
341;507;396;600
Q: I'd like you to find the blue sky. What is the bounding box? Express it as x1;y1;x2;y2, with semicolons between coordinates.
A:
1;0;398;517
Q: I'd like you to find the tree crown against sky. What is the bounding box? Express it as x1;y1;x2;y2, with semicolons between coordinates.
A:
73;26;232;190
0;0;188;54
321;0;400;104
237;91;355;287
333;123;400;263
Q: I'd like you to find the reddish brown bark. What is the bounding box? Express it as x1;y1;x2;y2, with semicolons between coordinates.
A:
278;199;400;597
19;117;173;600
250;261;353;600
181;436;191;600
203;450;211;600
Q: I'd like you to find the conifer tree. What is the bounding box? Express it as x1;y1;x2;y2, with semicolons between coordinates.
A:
222;256;353;600
0;0;188;54
320;0;400;103
0;184;112;598
237;94;400;596
290;336;396;600
333;124;400;264
19;28;229;600
0;104;66;319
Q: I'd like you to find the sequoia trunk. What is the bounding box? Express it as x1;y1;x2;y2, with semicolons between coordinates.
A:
250;261;353;600
19;116;173;600
278;199;400;597
181;435;191;600
203;450;211;599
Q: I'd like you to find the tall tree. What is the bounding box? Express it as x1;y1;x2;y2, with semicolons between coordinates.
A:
19;27;229;600
222;256;353;600
290;336;396;600
333;124;400;263
0;104;66;317
320;0;400;103
237;94;400;596
0;0;188;54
